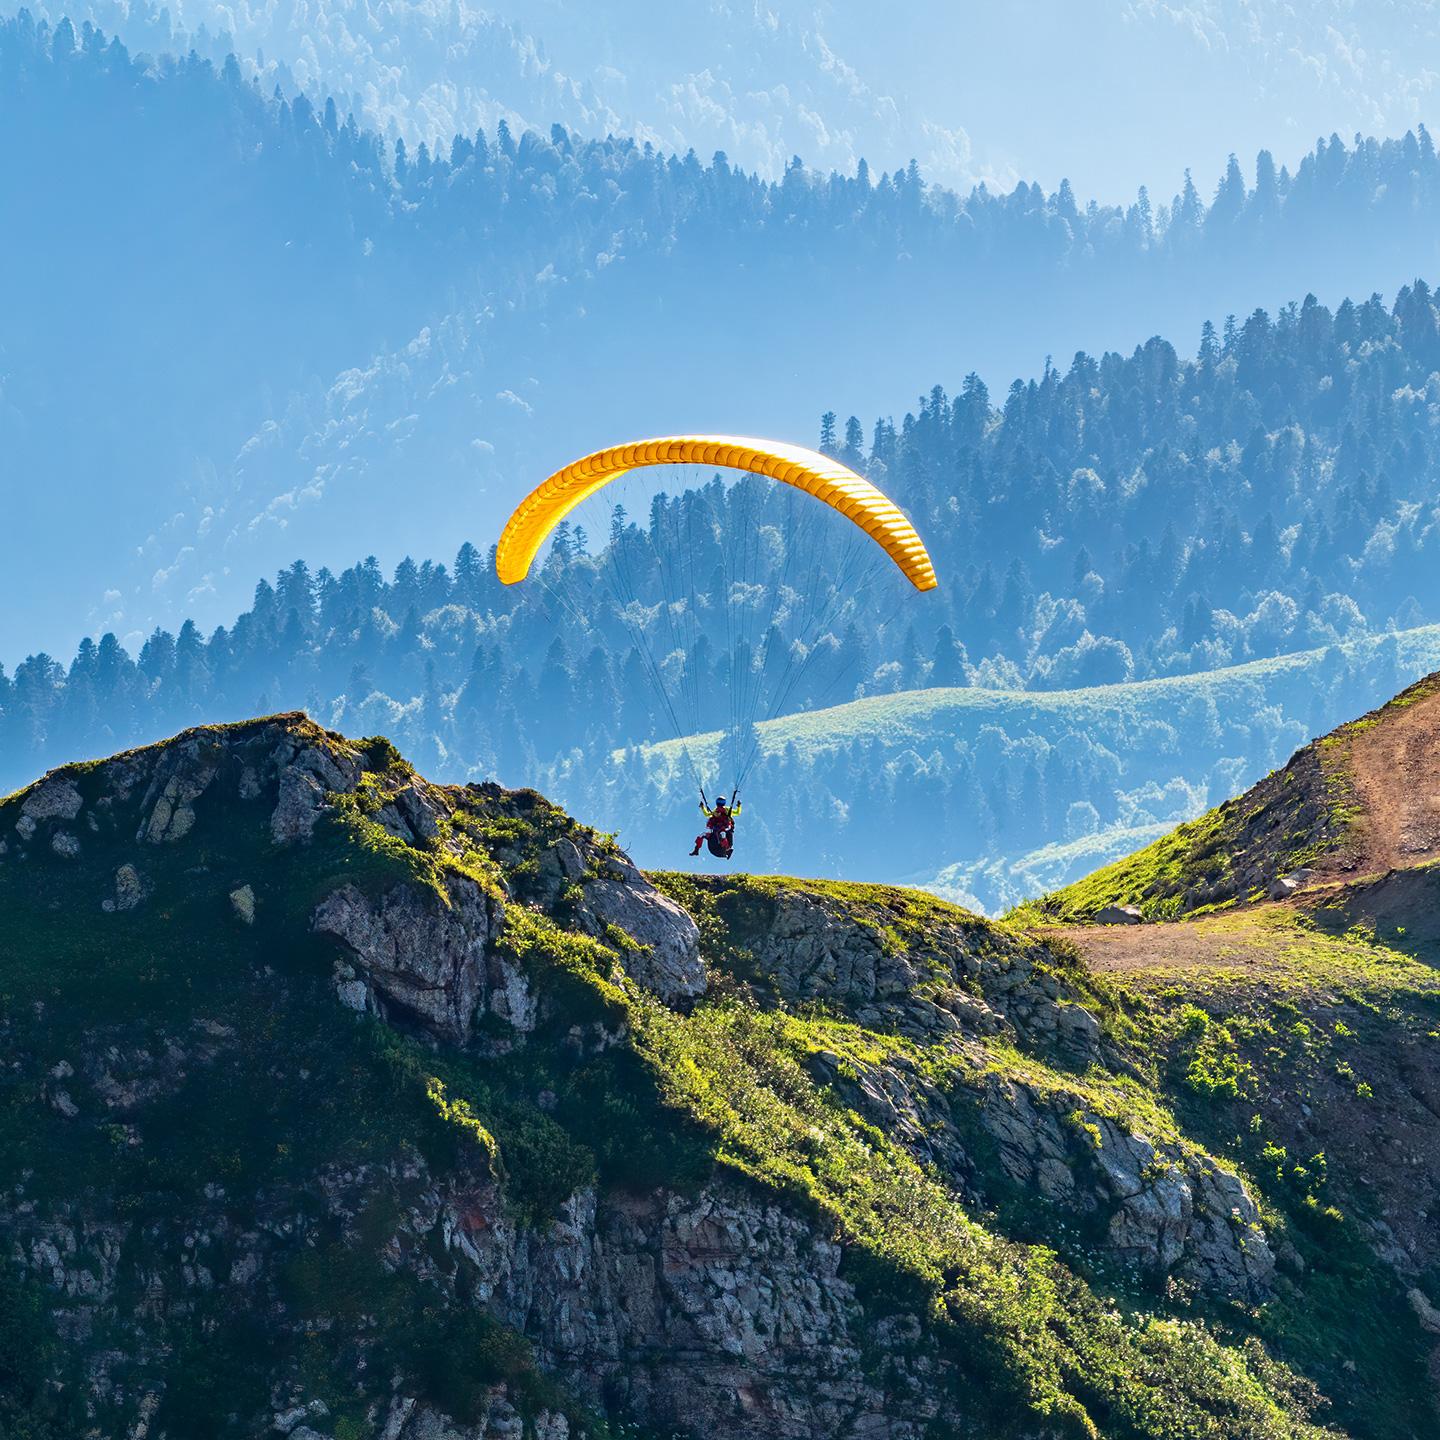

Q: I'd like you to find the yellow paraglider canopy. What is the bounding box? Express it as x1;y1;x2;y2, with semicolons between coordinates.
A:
494;435;938;591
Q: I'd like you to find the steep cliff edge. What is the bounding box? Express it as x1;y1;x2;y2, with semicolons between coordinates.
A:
0;714;1405;1439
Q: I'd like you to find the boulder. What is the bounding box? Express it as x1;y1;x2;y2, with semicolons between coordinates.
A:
575;868;705;1005
229;885;256;925
21;777;84;825
1096;904;1144;925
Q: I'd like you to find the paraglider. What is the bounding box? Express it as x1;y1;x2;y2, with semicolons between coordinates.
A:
691;792;740;859
495;435;937;863
495;435;938;591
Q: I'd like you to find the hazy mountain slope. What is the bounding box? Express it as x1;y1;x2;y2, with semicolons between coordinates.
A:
20;0;1440;199
13;17;1440;663
580;624;1440;894
6;710;1425;1438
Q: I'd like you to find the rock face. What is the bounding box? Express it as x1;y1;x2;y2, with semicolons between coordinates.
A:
698;878;1102;1066
977;1075;1274;1298
314;880;504;1044
20;775;83;825
438;1181;946;1439
270;740;363;844
563;843;704;1004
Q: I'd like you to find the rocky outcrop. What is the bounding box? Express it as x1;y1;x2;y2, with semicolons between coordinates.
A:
690;879;1100;1066
313;879;506;1044
975;1073;1274;1297
560;842;705;1005
810;1041;1274;1301
270;737;364;844
19;775;83;830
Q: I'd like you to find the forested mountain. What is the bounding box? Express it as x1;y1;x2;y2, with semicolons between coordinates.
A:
12;278;1440;898
12;12;1440;662
17;0;1440;200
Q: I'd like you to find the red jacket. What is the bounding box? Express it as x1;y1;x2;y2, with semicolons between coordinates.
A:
702;802;738;834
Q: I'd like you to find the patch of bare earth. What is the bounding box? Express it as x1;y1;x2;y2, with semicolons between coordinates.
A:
1057;912;1308;980
1338;685;1440;875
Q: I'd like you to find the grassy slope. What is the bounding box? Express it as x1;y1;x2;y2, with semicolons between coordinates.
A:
1056;902;1440;1440
644;625;1440;772
988;673;1440;1436
1023;671;1440;923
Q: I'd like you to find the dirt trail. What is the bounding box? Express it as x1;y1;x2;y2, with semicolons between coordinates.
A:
1339;686;1440;874
1058;919;1272;977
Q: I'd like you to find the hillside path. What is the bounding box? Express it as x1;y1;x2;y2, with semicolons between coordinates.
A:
1341;686;1440;873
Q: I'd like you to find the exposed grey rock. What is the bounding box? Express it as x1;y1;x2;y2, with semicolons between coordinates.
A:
230;885;256;926
382;1395;570;1439
138;752;217;844
437;1181;945;1439
333;962;374;1014
976;1078;1273;1299
312;879;503;1044
270;741;362;844
114;864;145;911
1269;876;1301;900
392;780;444;842
1409;1286;1440;1336
50;830;80;858
1096;904;1144;924
1182;1161;1276;1297
555;837;587;883
275;1400;329;1434
22;776;84;824
1054;1001;1103;1066
809;1046;978;1189
574;870;705;1005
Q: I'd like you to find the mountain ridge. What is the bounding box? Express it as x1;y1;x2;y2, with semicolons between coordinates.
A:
6;699;1440;1435
1024;669;1440;925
